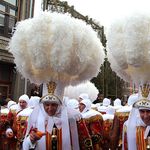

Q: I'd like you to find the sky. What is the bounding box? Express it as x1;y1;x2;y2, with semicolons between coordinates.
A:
66;0;150;27
34;0;150;27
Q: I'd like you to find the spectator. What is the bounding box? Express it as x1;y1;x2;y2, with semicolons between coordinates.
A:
31;84;42;97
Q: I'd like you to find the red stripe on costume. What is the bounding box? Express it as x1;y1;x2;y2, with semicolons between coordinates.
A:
57;129;62;150
46;131;52;150
136;126;147;150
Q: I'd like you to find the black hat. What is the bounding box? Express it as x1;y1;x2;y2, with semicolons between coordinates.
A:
0;100;8;106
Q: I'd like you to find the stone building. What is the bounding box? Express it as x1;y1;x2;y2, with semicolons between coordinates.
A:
0;0;35;102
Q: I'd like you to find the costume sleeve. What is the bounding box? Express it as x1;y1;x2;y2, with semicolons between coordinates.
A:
77;118;93;150
23;136;36;150
84;114;104;150
22;124;36;150
1;111;18;150
1;111;14;130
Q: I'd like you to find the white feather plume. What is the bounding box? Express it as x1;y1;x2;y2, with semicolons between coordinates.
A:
64;81;99;102
106;10;150;86
8;12;104;86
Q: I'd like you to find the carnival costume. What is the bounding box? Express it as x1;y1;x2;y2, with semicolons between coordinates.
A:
106;9;150;150
8;11;105;150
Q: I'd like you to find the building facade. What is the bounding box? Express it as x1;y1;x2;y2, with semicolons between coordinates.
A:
0;0;35;102
122;82;138;102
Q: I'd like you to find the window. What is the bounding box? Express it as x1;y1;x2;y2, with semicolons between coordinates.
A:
3;0;16;6
0;0;18;38
0;65;13;101
1;67;10;80
0;5;5;36
0;66;12;81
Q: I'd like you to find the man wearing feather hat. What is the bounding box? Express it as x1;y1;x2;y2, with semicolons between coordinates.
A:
122;84;150;150
105;8;150;150
7;10;105;150
23;81;93;150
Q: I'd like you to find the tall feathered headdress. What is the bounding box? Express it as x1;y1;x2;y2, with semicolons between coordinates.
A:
106;10;150;149
8;11;104;101
106;10;150;106
64;81;99;102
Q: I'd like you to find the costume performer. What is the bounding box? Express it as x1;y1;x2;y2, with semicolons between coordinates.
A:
1;94;29;150
79;99;104;150
8;11;105;150
106;9;150;150
102;106;115;150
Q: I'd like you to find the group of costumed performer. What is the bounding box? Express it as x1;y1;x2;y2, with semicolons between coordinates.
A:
106;9;150;150
8;11;105;150
64;81;103;149
0;94;29;150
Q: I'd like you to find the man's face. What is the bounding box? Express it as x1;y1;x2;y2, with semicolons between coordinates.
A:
139;109;150;125
19;100;28;109
99;94;103;100
79;103;86;112
78;97;83;103
44;102;58;116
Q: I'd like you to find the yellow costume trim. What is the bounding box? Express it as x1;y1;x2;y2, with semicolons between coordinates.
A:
91;107;98;111
124;125;127;133
1;113;8;116
115;112;130;120
40;81;62;104
84;138;92;147
133;98;150;107
83;114;103;124
40;93;62;104
133;83;150;108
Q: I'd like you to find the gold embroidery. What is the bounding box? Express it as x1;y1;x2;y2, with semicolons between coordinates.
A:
10;109;16;114
133;99;150;107
118;140;122;147
40;81;62;104
116;112;130;120
140;84;150;98
83;115;103;124
84;138;92;147
40;93;62;104
47;81;57;94
124;125;127;133
104;119;113;124
91;107;98;111
142;101;146;105
133;84;150;108
1;113;8;116
116;112;130;116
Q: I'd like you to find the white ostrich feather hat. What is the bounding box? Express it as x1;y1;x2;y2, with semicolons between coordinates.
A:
64;81;99;102
8;11;104;101
106;10;150;108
